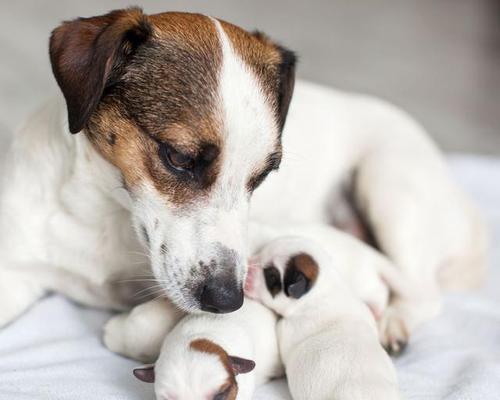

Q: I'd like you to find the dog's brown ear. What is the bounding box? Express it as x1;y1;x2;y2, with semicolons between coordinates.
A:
251;31;297;131
228;356;256;375
133;364;155;383
49;7;152;133
284;253;318;299
275;46;296;131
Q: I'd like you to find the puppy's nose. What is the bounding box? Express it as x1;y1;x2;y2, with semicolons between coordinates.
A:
200;276;244;314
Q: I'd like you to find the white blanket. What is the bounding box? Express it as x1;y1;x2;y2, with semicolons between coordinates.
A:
0;155;499;400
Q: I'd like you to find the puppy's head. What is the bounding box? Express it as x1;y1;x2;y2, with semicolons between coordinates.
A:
49;8;296;313
134;338;255;400
245;237;321;316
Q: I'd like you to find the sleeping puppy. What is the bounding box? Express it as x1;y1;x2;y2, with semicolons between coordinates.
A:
104;222;405;363
246;236;400;400
130;299;283;400
247;222;407;323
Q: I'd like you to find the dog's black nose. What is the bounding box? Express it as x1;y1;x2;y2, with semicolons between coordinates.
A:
200;276;244;314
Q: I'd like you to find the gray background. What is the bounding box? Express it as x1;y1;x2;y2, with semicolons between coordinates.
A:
1;0;499;154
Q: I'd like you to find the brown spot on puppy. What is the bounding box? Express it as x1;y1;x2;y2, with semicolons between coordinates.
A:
284;253;319;299
190;338;255;400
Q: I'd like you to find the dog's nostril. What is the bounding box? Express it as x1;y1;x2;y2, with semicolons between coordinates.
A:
199;279;244;314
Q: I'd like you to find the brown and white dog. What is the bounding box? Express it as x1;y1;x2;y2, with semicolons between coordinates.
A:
0;5;487;361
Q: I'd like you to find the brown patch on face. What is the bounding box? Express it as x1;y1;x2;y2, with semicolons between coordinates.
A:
50;9;295;205
62;10;225;205
217;20;296;132
284;253;319;299
190;339;238;400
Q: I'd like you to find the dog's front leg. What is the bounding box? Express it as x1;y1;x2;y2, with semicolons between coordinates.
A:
103;297;184;363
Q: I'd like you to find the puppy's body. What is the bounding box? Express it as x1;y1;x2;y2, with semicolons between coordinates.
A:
248;222;404;319
248;237;400;400
129;299;282;399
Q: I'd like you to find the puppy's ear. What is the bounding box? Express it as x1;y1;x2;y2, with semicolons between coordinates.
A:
284;253;318;299
228;356;256;375
49;7;152;133
133;364;155;383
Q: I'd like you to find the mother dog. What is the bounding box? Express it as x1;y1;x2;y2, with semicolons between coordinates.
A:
0;8;486;354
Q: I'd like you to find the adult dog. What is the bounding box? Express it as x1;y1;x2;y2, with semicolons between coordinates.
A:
0;8;486;354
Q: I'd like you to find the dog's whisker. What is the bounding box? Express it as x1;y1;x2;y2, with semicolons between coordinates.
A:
133;284;165;298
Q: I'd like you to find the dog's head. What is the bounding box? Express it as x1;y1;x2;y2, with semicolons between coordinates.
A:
134;338;255;400
49;8;296;313
245;237;321;316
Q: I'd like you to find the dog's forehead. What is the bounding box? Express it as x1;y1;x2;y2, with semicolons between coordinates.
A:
212;18;280;197
88;12;283;207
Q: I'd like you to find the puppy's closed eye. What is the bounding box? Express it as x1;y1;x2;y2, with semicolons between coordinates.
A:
284;253;319;299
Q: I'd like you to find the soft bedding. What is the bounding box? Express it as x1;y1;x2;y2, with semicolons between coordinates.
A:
0;155;499;400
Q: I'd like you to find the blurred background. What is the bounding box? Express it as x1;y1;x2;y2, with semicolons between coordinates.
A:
1;0;499;154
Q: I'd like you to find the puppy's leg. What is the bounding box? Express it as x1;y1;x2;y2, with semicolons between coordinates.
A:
0;271;45;328
103;297;184;363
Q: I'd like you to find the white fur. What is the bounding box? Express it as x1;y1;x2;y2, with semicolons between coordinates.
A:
0;22;487;390
247;236;400;400
248;222;406;319
108;298;282;399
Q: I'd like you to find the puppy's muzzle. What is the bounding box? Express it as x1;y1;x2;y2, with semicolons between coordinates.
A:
199;272;244;313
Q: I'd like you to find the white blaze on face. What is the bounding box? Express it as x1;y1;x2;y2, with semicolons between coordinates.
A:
211;18;279;202
129;19;282;312
203;17;280;263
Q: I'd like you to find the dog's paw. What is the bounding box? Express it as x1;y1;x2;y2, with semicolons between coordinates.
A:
378;297;442;356
103;313;131;357
103;299;183;363
377;304;409;356
104;312;162;363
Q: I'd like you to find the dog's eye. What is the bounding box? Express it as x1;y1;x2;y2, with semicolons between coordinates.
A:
159;144;195;172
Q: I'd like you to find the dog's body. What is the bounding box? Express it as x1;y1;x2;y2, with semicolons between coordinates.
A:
247;236;400;400
127;298;282;400
0;8;487;367
0;79;486;348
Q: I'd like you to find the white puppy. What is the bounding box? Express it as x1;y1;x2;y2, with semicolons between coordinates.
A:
246;236;400;400
248;222;407;323
119;299;282;400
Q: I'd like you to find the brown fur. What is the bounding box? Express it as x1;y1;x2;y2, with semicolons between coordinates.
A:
190;338;238;400
219;21;296;132
290;253;319;284
49;8;296;206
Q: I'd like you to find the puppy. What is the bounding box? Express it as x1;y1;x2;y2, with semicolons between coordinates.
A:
132;299;283;400
247;236;400;400
248;222;407;323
